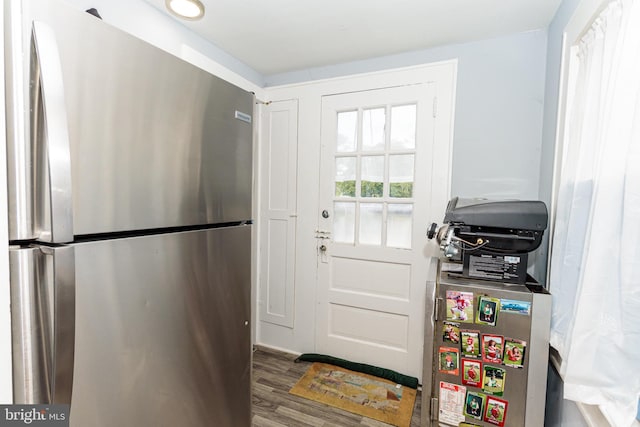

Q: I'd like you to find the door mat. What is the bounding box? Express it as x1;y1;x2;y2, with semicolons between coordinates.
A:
289;362;416;427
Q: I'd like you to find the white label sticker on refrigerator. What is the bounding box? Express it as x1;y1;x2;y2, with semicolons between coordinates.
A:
438;381;466;425
234;110;252;123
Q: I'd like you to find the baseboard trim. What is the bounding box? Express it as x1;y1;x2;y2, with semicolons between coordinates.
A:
253;342;301;357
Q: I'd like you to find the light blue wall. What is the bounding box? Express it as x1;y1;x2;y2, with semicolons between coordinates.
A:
540;0;582;206
536;0;582;283
268;31;548;204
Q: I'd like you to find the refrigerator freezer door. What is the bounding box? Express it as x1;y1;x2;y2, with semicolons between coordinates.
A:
7;0;253;240
69;225;251;427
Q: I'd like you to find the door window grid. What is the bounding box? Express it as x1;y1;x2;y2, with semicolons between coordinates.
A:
333;104;416;249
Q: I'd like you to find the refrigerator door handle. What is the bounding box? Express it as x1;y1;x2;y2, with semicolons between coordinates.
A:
32;21;74;243
10;247;51;404
46;245;76;404
9;246;75;405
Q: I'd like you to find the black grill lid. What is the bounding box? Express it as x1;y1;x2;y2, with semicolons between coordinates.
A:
443;197;548;231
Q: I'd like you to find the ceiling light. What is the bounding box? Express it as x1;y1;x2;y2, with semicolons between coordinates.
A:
165;0;205;20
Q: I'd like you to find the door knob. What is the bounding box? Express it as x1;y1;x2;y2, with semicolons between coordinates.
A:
320;244;327;252
322;210;330;218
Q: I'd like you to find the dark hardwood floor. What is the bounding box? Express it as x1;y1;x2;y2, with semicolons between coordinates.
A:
252;346;422;427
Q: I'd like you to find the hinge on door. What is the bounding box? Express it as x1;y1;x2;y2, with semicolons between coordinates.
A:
434;297;444;321
430;397;439;421
432;96;438;118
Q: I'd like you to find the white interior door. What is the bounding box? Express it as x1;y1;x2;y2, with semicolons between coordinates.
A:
316;84;439;379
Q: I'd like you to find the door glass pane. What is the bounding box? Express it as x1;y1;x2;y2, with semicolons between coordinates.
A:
387;204;413;249
337;111;357;152
335;157;356;197
362;108;385;151
389;154;414;198
333;202;355;243
359;203;383;245
361;156;384;198
390;105;416;149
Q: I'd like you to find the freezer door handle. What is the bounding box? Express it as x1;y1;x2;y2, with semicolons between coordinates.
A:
32;21;74;243
9;246;76;404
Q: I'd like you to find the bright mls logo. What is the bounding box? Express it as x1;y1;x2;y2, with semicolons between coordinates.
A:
0;405;69;426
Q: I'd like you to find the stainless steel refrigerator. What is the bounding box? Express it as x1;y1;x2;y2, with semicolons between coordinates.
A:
5;0;254;425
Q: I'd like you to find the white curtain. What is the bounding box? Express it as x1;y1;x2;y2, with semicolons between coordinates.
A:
548;0;640;425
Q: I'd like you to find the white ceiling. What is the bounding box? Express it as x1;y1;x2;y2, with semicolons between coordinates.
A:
143;0;562;76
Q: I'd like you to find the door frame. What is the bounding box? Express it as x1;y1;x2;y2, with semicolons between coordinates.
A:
255;61;457;361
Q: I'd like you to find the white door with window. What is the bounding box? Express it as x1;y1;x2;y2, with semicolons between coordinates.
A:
316;83;443;379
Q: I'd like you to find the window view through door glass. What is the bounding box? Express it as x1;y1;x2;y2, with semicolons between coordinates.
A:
389;154;414;198
333;104;416;248
361;156;384;197
335;157;356;197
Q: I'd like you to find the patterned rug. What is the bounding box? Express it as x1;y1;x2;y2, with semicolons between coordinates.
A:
289;362;416;427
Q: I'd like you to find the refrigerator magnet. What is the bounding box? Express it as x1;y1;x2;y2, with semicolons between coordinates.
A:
482;365;506;396
503;338;527;368
476;296;500;326
438;382;467;426
446;290;474;323
481;334;504;364
438;346;460;375
464;391;487;420
461;358;482;387
484;396;508;426
461;330;481;358
499;299;531;316
443;321;461;344
459;423;482;427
